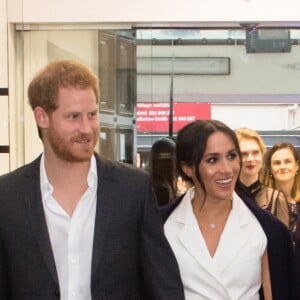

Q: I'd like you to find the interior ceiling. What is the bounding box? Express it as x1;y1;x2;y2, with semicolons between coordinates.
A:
17;21;300;31
134;21;300;30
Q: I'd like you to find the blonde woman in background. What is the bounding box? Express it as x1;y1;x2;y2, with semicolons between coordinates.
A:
235;128;289;227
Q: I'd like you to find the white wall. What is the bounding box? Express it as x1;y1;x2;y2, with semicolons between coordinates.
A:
7;0;300;24
212;104;300;130
0;0;10;175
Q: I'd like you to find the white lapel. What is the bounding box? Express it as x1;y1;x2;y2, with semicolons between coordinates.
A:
176;191;212;269
212;192;250;274
165;190;263;299
174;189;229;295
175;191;251;285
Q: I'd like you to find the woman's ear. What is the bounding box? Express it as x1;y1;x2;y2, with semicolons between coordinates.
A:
181;162;194;179
296;161;300;175
34;107;49;129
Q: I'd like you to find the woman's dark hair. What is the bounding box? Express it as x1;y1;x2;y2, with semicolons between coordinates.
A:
176;119;241;197
150;137;177;205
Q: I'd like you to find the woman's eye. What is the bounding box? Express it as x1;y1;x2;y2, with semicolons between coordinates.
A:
228;152;238;160
207;157;217;163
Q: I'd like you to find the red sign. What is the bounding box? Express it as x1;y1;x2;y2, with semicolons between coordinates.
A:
136;102;211;132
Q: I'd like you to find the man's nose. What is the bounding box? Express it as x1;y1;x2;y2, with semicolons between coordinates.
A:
78;117;93;133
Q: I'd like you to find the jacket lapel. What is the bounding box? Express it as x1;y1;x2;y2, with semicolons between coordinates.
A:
175;194;229;296
177;193;249;284
22;156;59;285
212;195;249;273
177;206;212;269
91;157;115;280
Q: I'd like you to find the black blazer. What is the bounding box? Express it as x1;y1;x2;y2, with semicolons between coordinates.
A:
161;194;300;300
0;154;184;300
294;203;300;276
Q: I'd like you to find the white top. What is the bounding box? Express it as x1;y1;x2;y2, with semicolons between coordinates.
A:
164;187;267;300
40;154;97;300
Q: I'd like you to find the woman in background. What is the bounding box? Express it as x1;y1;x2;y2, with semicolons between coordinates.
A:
261;142;300;241
150;137;177;206
161;120;299;300
235;128;289;227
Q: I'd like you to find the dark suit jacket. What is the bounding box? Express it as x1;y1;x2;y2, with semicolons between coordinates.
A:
294;203;300;276
161;194;300;300
0;154;184;300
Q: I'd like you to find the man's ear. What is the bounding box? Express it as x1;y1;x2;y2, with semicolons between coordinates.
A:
34;107;49;129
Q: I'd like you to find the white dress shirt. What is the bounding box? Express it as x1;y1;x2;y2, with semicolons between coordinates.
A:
164;187;267;300
40;154;97;300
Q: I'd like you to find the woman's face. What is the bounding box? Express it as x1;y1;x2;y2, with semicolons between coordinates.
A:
270;147;299;185
196;131;240;202
239;138;263;179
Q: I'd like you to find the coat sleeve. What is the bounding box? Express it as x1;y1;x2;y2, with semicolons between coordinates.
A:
267;218;300;300
0;177;9;299
140;177;185;300
0;232;9;299
284;227;300;300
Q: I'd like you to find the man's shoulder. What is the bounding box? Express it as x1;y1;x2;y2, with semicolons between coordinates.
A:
0;156;41;185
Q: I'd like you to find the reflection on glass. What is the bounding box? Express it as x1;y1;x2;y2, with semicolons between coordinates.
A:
99;32;116;112
117;36;136;115
99;126;115;160
116;127;134;164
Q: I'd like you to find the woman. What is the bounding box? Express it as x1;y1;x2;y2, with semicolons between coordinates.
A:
261;142;300;242
235;128;289;227
150;137;177;206
161;120;299;300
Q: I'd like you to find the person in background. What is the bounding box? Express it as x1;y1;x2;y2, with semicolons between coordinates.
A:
176;175;191;196
235;127;289;227
0;60;184;299
261;142;300;242
161;119;300;300
150;137;177;206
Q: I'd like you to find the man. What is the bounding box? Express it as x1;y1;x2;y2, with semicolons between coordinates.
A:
0;60;184;299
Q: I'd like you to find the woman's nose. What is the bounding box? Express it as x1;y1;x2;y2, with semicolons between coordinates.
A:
220;160;232;172
246;154;253;161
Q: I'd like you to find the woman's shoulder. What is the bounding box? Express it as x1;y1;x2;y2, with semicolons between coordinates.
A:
241;194;290;234
256;186;285;203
